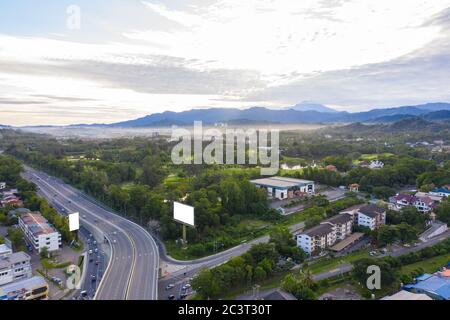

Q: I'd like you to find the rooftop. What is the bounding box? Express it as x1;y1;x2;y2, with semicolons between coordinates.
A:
406;271;450;300
0;276;47;298
0;251;30;270
324;213;353;225
20;212;57;236
358;204;385;218
381;290;432;300
301;223;334;237
330;232;364;252
250;176;314;189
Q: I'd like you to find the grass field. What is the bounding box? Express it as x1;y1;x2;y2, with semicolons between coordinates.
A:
400;253;450;275
308;249;372;274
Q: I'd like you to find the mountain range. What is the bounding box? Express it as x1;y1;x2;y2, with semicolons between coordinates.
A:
107;102;450;127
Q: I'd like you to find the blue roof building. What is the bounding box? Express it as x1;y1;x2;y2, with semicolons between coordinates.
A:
404;271;450;300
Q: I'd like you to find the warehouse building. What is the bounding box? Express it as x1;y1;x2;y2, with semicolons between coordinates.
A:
250;176;315;200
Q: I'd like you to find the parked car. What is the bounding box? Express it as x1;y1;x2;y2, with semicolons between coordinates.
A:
165;284;175;290
168;295;175;300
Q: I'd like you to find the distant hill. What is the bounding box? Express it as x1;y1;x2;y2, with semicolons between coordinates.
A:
107;102;450;127
322;117;450;136
287;102;338;113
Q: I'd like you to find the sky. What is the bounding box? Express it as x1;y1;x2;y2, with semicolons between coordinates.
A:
1;0;450;126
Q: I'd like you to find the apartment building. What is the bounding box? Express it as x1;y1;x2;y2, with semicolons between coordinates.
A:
325;213;353;241
296;213;353;254
357;204;386;230
296;223;335;255
0;251;32;286
19;212;61;253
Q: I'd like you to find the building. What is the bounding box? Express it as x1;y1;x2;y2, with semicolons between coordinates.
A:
0;244;13;258
0;251;32;286
325;213;353;241
381;290;432;300
339;204;365;223
348;183;360;193
404;270;450;300
325;165;337;172
0;276;48;300
369;160;384;169
296;223;335;255
296;213;354;254
357;204;386;230
250;176;314;200
430;187;450;198
414;196;436;213
0;182;6;190
415;191;443;203
19;212;61;253
391;193;438;213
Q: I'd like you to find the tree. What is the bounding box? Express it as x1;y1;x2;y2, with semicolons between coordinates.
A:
377;225;398;246
253;266;266;282
352;258;399;288
191;269;222;299
435;200;450;224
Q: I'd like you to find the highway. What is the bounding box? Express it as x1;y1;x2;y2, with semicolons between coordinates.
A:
22;167;159;300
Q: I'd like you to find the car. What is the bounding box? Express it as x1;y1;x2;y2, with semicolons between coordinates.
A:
178;293;187;300
112;239;117;244
91;275;96;282
94;248;98;253
168;295;175;300
165;284;175;290
94;219;98;223
89;258;93;263
182;284;191;290
93;241;97;245
80;290;88;297
83;215;87;219
95;261;100;265
89;249;93;255
113;231;117;235
68;200;71;203
89;233;93;238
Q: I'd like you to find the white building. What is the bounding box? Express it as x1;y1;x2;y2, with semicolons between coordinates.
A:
19;212;61;253
369;160;384;169
0;275;48;300
357;204;386;230
0;244;13;258
251;176;314;200
296;213;354;254
0;182;6;190
297;223;335;255
0;251;32;286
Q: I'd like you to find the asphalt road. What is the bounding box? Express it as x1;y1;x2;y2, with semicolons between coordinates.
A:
22;167;159;300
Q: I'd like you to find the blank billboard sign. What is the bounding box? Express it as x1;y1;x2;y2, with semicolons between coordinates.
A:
69;212;80;232
173;202;194;227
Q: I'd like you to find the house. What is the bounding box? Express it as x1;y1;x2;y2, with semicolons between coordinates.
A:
348;183;360;193
0;182;6;190
415;192;443;203
430;187;450;198
325;165;337;172
357;204;386;230
414;196;436;213
358;161;370;168
369;160;384;169
250;176;315;200
19;212;62;253
0;189;22;208
0;251;32;286
390;194;437;213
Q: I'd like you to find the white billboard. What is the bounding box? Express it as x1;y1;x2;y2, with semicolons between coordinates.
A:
173;202;194;227
69;212;80;232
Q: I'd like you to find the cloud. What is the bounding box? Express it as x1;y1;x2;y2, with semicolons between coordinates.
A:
1;0;450;125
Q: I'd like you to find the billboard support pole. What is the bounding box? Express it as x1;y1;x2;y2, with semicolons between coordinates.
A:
182;224;187;245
